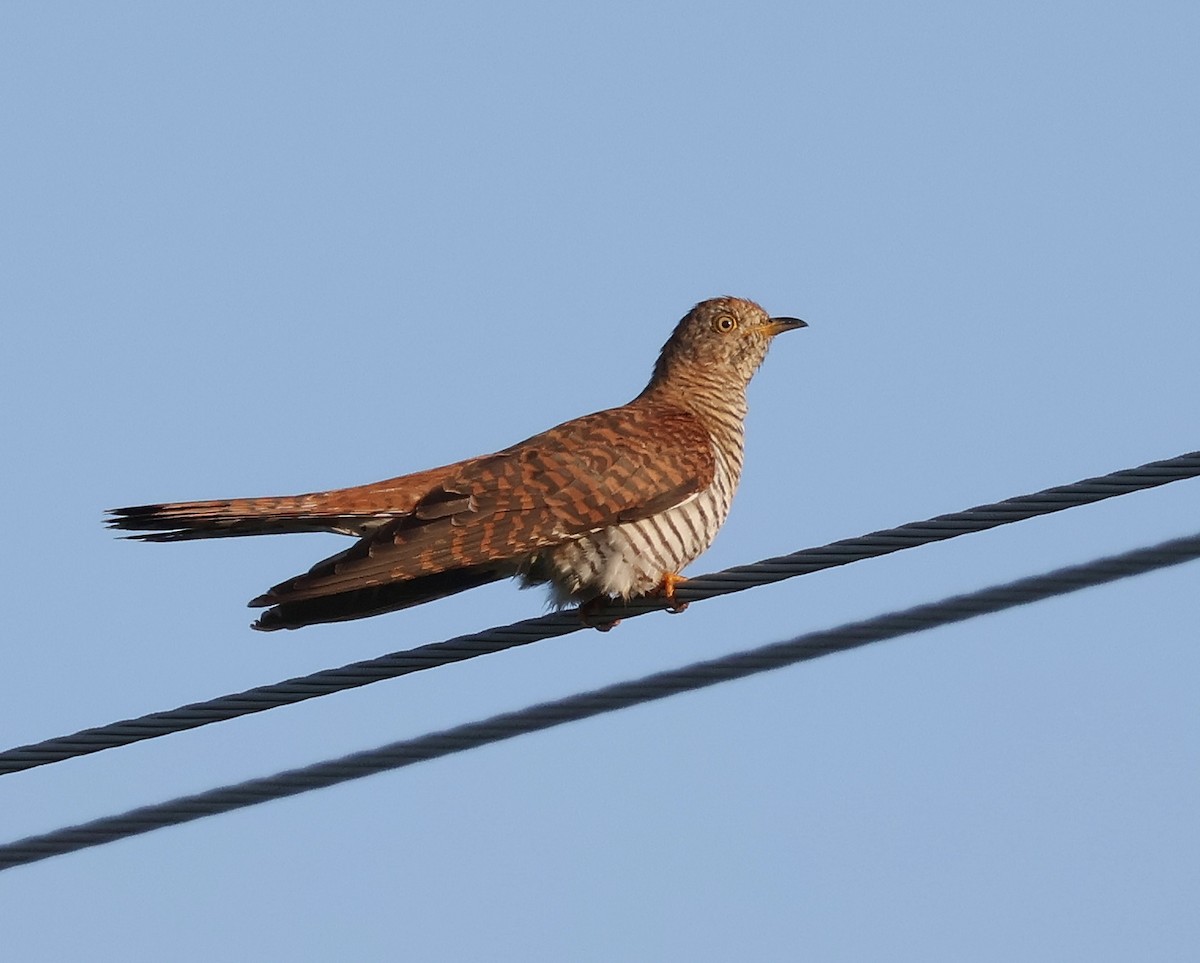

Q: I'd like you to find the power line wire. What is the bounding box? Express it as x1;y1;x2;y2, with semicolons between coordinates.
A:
2;530;1196;872
1;448;1197;778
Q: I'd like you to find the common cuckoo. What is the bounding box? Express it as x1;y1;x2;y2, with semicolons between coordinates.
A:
109;297;806;630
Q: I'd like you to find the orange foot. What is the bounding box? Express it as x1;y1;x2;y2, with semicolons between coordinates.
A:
658;572;689;614
578;596;620;632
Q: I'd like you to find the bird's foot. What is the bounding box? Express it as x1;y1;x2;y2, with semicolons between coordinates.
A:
657;572;689;614
577;596;621;632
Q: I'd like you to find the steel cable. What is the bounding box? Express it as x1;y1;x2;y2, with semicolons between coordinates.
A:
2;531;1197;871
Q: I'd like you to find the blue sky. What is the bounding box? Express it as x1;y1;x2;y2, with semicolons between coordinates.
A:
2;3;1198;960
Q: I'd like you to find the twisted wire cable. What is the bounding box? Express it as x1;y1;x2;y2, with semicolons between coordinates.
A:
2;530;1197;871
1;449;1197;777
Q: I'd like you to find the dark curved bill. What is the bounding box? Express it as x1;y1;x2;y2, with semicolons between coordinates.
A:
764;316;808;335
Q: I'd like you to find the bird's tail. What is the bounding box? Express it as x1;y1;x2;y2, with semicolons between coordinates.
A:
106;492;388;541
108;463;477;542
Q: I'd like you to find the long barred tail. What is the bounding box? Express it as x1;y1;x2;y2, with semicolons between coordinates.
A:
105;494;380;541
107;462;477;543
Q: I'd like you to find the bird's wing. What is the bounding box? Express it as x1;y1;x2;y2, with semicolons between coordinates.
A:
252;401;714;607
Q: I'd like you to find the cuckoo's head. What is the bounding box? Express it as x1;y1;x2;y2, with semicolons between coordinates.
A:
651;296;807;388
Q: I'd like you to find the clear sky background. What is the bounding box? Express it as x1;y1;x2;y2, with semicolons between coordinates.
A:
2;3;1197;960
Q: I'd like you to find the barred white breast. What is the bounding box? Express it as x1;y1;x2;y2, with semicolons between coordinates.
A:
541;441;741;605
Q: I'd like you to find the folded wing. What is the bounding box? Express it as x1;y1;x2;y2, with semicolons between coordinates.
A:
252;401;714;629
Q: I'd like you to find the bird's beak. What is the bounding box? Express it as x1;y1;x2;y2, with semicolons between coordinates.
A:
764;316;808;336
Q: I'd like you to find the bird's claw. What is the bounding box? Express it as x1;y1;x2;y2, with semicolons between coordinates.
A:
659;572;689;614
577;596;621;632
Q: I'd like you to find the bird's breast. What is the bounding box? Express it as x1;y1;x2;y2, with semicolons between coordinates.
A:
538;442;741;604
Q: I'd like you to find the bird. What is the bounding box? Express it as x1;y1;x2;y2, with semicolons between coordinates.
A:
108;297;807;630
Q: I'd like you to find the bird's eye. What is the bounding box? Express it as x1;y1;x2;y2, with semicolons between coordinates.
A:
714;315;737;333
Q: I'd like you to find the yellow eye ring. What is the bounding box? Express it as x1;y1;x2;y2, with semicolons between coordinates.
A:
714;315;737;333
